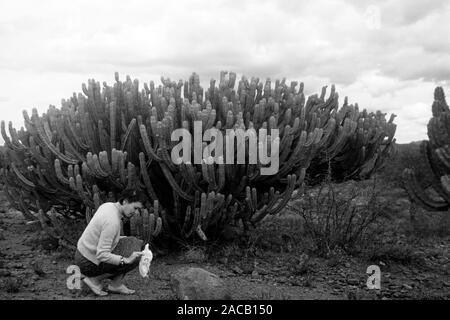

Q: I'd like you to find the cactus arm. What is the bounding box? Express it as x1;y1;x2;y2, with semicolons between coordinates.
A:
160;163;194;201
142;209;150;243
157;142;177;171
126;162;137;191
75;174;94;208
11;162;36;189
109;102;117;150
139;152;158;201
98;120;110;153
153;216;162;237
181;205;192;236
402;169;449;211
139;124;161;161
120;118;136;150
99;151;112;174
55;117;86;162
32;114;79;165
93;185;102;211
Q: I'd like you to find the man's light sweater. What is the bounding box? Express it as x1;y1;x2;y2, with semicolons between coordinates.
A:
77;202;122;266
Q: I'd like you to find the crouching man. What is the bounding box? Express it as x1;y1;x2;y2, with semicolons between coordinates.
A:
74;190;144;296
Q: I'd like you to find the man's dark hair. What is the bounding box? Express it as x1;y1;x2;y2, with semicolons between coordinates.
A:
117;189;141;204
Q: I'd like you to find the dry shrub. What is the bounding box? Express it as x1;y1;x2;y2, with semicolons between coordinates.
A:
181;245;207;263
292;177;389;256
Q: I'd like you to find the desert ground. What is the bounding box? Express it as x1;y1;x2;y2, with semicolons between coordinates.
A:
1;154;449;300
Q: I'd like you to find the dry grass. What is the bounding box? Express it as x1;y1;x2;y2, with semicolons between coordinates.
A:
289;177;389;256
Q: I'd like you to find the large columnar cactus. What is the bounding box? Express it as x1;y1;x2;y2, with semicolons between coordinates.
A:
0;71;396;246
403;87;450;211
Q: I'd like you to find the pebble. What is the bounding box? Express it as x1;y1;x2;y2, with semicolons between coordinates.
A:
0;269;11;277
347;278;359;286
403;284;413;290
231;266;243;275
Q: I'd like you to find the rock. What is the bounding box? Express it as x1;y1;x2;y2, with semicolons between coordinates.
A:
347;278;359;286
251;270;259;278
293;253;310;275
183;248;207;263
231;266;243;275
218;257;228;265
403;284;413;290
0;269;11;277
12;263;24;269
111;236;143;257
241;264;254;274
257;268;269;276
344;262;351;268
393;292;403;298
170;267;232;300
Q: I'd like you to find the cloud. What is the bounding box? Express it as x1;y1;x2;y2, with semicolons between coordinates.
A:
0;0;449;144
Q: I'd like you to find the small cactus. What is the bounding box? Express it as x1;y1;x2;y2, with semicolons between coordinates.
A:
403;87;450;211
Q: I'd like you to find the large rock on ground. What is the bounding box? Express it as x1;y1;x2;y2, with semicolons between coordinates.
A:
112;237;143;256
170;267;232;300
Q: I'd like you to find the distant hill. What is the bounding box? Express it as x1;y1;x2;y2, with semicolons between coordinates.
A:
377;140;431;188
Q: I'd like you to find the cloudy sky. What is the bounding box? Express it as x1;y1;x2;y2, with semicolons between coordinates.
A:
0;0;449;143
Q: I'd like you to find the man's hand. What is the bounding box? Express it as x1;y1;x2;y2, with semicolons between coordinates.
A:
124;251;144;264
